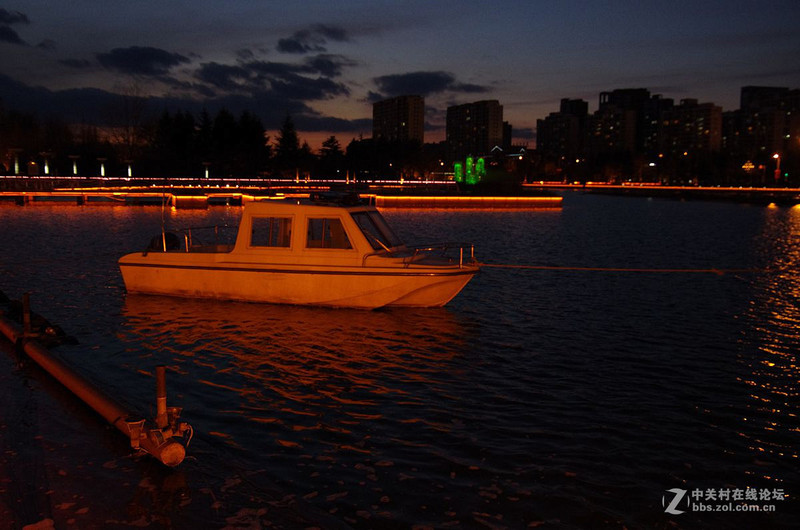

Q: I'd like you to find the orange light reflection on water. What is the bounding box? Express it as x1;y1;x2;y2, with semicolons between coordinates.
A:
120;294;471;446
738;204;800;471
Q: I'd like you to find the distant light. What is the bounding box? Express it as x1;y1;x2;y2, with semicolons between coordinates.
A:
649;163;656;167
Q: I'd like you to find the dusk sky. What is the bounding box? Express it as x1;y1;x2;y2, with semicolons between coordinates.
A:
1;1;799;149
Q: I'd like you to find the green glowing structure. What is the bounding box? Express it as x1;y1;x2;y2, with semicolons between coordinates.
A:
453;156;486;185
465;156;475;185
454;162;464;183
475;158;486;183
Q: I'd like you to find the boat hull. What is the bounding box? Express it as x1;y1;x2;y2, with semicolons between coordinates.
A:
119;255;477;309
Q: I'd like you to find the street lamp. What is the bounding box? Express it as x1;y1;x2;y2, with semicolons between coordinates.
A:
40;151;54;175
772;153;781;184
10;148;22;175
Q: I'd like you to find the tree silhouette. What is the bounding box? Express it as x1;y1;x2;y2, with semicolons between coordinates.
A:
274;114;299;175
319;135;344;177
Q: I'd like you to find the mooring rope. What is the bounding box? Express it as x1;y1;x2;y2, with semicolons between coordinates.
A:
477;262;760;275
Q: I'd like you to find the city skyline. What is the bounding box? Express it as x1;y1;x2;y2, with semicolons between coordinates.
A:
1;1;799;149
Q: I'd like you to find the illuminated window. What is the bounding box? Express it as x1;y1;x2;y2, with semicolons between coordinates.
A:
306;218;352;249
251;217;292;247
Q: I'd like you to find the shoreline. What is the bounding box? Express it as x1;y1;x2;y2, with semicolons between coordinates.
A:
524;182;800;206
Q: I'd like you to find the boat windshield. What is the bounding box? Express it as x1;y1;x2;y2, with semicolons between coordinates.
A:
351;211;404;251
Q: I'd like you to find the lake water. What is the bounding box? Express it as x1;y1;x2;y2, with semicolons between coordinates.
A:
0;192;798;529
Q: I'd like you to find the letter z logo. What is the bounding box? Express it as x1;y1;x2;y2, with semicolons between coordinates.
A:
663;488;688;515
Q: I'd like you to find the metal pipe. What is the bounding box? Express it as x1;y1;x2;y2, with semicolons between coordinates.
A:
0;312;188;467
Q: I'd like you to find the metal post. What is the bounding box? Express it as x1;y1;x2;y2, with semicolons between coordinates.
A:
156;365;168;429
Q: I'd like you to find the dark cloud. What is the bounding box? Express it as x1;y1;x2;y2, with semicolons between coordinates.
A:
293;114;371;133
0;73;124;123
195;62;250;91
195;57;351;101
236;48;255;61
513;127;535;140
96;46;190;76
0;73;364;133
303;54;356;78
0;25;26;45
277;24;350;54
269;76;349;101
37;39;56;50
313;24;349;42
276;36;313;54
372;71;489;98
0;9;30;25
60;58;94;69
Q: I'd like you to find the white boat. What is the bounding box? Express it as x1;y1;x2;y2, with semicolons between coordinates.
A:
119;194;479;309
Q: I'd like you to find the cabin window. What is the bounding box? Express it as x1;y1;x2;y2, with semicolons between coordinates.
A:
251;217;292;247
351;211;403;250
306;218;352;249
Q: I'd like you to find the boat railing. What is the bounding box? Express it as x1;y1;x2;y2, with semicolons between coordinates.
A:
146;224;238;254
364;242;476;268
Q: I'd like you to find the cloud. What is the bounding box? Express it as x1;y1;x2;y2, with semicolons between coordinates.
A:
37;39;56;50
0;73;124;123
60;58;94;69
269;76;349;101
0;72;367;133
96;46;190;76
372;71;489;99
513;127;535;140
313;24;349;42
293;114;371;133
0;9;30;25
195;57;352;101
277;24;350;54
195;62;250;91
0;25;26;45
236;48;255;61
303;54;356;78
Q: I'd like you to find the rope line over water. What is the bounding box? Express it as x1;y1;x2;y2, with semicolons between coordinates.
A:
477;262;761;275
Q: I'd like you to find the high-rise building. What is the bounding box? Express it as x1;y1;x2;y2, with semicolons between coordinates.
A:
372;95;425;144
446;100;503;160
537;98;588;159
598;88;673;154
736;86;799;158
659;99;722;154
586;106;637;155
